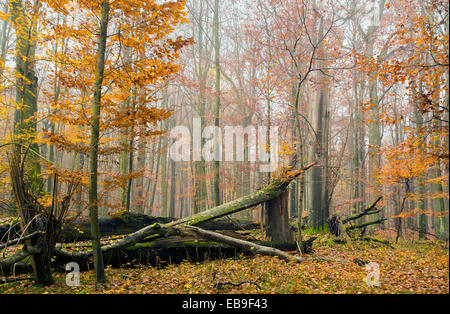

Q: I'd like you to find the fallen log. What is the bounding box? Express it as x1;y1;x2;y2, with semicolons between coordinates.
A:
2;159;316;275
0;213;261;243
53;222;179;262
54;238;246;271
185;225;305;263
53;161;316;263
5;236;310;276
0;245;41;269
58;213;173;242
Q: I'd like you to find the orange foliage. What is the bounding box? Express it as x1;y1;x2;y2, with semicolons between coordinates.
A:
36;0;192;209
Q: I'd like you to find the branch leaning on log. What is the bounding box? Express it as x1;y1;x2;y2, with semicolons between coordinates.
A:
0;231;44;250
53;160;317;262
185;225;306;263
342;197;383;224
0;245;41;269
328;197;386;239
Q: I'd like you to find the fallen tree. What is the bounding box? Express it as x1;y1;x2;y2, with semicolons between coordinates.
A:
0;213;259;244
1;160;316;279
50;230;316;273
52;161;316;261
0;245;42;270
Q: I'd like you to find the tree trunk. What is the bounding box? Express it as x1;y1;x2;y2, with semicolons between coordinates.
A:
160;86;169;216
266;189;294;242
213;0;221;207
9;0;52;285
88;0;110;283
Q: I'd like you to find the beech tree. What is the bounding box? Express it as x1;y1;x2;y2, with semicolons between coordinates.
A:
0;0;191;284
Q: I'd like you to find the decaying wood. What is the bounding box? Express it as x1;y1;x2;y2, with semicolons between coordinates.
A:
185;225;306;263
2;159;317;271
342;197;383;224
53;223;180;261
0;231;43;249
329;197;386;238
0;245;41;269
53;161;316;261
0;213;259;244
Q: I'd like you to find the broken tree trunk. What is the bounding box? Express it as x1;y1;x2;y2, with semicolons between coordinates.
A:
266;189;294;242
328;197;386;238
170;162;316;227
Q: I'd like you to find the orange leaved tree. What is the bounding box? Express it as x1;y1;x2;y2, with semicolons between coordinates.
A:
358;0;448;240
39;0;192;283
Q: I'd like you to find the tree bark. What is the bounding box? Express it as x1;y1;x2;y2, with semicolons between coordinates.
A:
266;189;294;242
213;0;221;206
88;0;110;283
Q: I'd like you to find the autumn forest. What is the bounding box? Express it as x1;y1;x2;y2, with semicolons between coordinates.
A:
0;0;448;296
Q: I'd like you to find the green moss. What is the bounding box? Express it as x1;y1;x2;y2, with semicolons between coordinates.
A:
303;223;330;235
325;237;335;247
126;240;223;250
126;242;158;250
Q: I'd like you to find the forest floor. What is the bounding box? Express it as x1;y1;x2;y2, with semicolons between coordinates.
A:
1;233;448;294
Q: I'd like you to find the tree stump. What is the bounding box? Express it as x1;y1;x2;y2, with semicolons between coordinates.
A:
266;190;294;242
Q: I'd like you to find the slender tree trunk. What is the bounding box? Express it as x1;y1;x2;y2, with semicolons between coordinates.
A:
414;108;428;240
160;86;169;216
307;12;330;230
149;136;162;213
88;0;110;283
168;117;177;218
192;0;208;214
365;0;386;228
213;0;221;206
135;134;146;213
0;3;9;78
293;79;305;248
